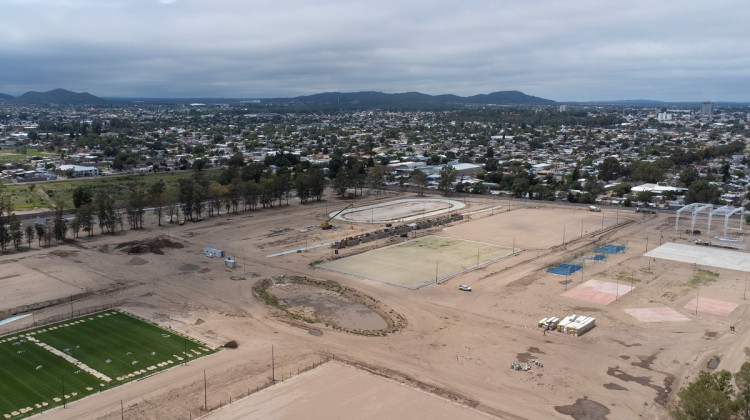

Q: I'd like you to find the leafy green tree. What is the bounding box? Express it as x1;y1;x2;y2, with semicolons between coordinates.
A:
410;171;428;196
679;166;699;188
672;370;734;420
598;157;622;181
177;178;195;220
243;180;260;210
367;166;387;192
76;203;95;236
439;166;458;196
0;225;8;253
295;172;311;204
274;172;292;206
95;191;116;234
611;183;633;197
25;225;34;249
35;224;45;247
9;214;22;250
228;180;241;213
126;182;147;229
511;176;530;198
150;179;167;226
71;218;81;239
72;185;93;208
636;191;653;204
735;362;750;419
307;167;327;201
53;207;68;244
333;166;354;197
192;181;206;218
686;180;721;204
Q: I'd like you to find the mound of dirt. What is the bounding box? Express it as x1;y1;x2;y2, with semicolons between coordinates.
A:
128;256;150;266
555;397;610;419
115;236;185;255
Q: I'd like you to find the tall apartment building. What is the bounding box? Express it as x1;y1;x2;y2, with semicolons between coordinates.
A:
701;101;714;117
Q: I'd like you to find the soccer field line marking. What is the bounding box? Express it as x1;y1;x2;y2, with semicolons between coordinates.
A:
26;336;112;382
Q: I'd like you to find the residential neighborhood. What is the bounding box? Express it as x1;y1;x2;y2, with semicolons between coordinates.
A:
2;101;748;213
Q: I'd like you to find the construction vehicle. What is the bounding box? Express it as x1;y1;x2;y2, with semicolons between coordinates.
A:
321;203;353;229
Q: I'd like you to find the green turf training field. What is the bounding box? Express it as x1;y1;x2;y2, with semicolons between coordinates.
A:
0;310;214;418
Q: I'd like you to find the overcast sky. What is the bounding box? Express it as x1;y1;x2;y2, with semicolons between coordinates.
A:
1;0;748;101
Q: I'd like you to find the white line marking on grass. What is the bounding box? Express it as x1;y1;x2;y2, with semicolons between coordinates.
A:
26;336;112;382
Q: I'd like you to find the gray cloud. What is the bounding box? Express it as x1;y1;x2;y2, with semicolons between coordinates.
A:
1;0;748;101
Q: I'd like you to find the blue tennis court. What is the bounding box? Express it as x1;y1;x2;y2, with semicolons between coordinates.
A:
596;244;626;254
589;254;606;261
547;263;583;276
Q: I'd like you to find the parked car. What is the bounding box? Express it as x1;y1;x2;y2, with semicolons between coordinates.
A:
458;284;472;292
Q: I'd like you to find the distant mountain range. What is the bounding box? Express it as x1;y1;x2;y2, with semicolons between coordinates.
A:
268;90;557;106
0;88;556;107
8;88;108;105
1;88;743;107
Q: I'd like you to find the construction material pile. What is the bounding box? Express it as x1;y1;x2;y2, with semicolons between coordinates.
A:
538;314;596;336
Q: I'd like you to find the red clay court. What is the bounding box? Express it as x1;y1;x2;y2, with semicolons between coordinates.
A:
683;297;739;317
624;307;691;322
562;279;634;305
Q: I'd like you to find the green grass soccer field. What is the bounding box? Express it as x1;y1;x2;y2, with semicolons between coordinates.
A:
0;310;214;418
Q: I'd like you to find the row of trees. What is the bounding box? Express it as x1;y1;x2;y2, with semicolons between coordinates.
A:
0;206;69;253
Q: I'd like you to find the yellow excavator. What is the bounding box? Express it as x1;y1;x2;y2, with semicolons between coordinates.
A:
321;203;353;229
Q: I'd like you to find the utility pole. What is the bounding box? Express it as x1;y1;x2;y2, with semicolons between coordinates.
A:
203;370;207;410
272;345;275;384
580;219;583;238
696;287;700;315
616;276;619;301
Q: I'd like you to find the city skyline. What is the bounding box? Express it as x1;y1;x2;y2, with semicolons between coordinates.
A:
1;0;748;102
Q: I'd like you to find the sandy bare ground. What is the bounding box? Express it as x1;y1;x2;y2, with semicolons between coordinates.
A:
202;360;493;420
1;192;749;419
0;261;83;312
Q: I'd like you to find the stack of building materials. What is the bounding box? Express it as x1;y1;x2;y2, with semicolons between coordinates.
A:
537;317;559;331
556;314;595;336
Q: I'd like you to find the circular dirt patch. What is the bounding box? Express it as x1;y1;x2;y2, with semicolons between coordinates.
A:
179;264;199;272
254;275;406;336
334;198;465;224
115;235;185;255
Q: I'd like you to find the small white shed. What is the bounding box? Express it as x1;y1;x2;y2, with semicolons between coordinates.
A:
204;247;225;258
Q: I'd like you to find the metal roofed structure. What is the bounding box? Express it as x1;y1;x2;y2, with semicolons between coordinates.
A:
675;203;745;239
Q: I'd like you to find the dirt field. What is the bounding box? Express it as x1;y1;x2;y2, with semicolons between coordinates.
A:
320;236;512;288
2;192;749;419
202;361;493;420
